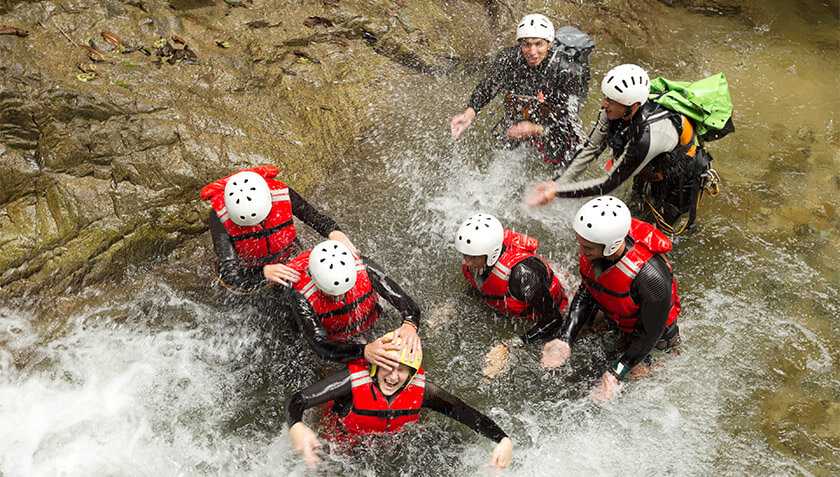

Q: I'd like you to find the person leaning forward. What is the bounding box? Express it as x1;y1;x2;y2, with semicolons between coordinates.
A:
528;64;712;233
450;14;586;166
285;240;422;373
454;213;569;376
200;166;357;321
541;196;681;401
285;333;513;470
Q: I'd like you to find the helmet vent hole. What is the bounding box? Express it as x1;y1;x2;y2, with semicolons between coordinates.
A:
615;86;623;93
340;261;345;266
319;258;326;263
586;223;592;228
466;239;471;244
601;211;605;216
235;199;240;204
329;264;334;269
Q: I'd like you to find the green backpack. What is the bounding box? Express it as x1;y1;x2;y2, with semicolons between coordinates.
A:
649;73;734;142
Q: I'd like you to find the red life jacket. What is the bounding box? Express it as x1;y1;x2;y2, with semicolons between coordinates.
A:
286;251;379;341
579;219;681;333
200;165;298;267
339;361;425;435
462;230;568;320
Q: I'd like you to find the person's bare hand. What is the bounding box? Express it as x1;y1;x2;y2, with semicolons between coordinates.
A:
592;371;620;402
263;263;301;286
526;180;558;207
328;230;358;257
450;108;476;138
289;422;322;468
487;437;513;470
364;336;401;371
506;121;539;139
540;339;571;370
391;323;421;362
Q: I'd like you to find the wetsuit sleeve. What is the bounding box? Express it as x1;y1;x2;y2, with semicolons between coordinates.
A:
557;282;599;344
362;256;422;330
556;109;609;183
208;210;267;289
614;255;673;372
289;187;340;237
507;257;565;343
554;112;679;198
467;48;515;114
422;382;508;442
285;369;352;427
291;289;367;362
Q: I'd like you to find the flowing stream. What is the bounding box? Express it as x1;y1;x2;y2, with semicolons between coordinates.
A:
1;1;838;475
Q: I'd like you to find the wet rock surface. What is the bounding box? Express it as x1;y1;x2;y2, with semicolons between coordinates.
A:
1;0;505;298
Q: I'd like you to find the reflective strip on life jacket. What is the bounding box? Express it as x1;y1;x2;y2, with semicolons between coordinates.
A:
300;280;318;300
350;370;372;387
615;255;641;279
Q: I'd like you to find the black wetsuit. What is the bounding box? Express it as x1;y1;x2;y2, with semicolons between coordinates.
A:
467;44;584;164
291;255;422;362
285;368;508;442
557;237;679;373
468;246;565;344
208;187;339;320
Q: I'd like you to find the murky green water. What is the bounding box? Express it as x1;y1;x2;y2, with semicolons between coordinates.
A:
2;1;838;475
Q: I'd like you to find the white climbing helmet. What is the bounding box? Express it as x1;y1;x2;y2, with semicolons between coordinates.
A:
601;64;650;107
308;240;357;296
573;196;632;256
454;213;505;267
516;14;555;42
224;171;272;226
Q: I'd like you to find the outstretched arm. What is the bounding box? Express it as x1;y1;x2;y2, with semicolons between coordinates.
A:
423;382;513;469
285;370;352;468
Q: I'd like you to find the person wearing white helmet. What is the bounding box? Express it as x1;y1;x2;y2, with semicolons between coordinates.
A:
200;165;357;320
450;14;591;167
285;332;513;470
540;196;682;401
454;213;568;376
528;63;714;234
284;240;422;370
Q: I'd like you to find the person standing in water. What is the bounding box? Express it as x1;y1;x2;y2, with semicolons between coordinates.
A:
541;196;681;401
454;213;568;376
450;14;588;167
285;333;513;469
527;64;714;234
284;240;422;372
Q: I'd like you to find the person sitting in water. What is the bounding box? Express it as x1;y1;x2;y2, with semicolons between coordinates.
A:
527;64;713;234
285;332;513;469
540;196;682;401
454;213;568;376
450;14;587;166
200;165;357;321
285;240;421;372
